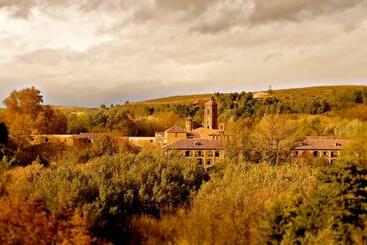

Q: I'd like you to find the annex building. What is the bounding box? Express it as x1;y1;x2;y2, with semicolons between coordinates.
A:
293;136;351;164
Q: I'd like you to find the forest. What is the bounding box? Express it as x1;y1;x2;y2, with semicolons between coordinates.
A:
0;86;366;244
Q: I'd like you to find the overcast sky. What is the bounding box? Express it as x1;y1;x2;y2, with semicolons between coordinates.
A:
0;0;366;106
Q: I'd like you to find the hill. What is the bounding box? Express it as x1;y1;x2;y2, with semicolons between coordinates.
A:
139;85;366;105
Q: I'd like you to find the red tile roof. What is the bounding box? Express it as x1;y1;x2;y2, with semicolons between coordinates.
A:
294;136;351;151
164;139;223;150
165;126;187;133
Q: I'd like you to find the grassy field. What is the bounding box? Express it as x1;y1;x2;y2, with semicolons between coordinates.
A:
142;93;213;105
271;85;366;103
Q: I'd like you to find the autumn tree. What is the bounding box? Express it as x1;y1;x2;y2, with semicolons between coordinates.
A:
3;87;43;118
251;115;304;164
35;105;67;134
3;87;67;135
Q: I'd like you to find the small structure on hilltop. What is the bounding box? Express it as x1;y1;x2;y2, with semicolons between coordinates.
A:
253;83;273;100
253;91;273;100
293;136;351;164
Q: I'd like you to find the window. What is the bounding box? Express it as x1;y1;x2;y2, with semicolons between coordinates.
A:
197;151;203;157
197;158;203;165
206;160;211;166
215;151;220;158
207;109;210;115
323;151;328;157
313;151;318;157
185;151;190;157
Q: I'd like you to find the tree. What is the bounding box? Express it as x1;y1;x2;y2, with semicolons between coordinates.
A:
34;106;67;134
265;162;367;244
3;87;43;119
3;87;67;135
251;115;304;164
0;123;8;145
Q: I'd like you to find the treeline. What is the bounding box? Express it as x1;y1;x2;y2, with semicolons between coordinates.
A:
214;87;367;119
2;86;366;138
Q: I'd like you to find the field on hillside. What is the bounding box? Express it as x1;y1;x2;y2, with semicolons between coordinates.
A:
143;93;213;105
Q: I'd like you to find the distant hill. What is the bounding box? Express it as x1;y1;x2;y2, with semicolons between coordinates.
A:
142;94;213;105
139;85;366;105
4;85;366;116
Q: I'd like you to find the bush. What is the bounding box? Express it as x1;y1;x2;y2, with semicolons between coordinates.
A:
265;162;367;244
177;163;316;244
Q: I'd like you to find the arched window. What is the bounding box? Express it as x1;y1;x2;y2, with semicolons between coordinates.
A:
197;158;203;165
215;151;220;157
185;151;190;157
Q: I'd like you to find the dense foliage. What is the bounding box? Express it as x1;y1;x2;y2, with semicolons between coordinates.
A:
0;150;209;243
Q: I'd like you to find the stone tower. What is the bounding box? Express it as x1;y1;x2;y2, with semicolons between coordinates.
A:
186;117;193;132
204;98;218;130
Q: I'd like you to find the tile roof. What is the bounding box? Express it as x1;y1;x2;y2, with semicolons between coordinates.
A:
192;127;219;135
294;136;351;151
73;133;127;140
163;139;224;150
165;126;187;133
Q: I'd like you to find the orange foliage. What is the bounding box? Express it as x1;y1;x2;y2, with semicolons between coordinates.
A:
0;195;97;245
3;87;67;135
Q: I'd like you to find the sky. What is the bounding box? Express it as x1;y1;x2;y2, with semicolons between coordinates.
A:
0;0;366;107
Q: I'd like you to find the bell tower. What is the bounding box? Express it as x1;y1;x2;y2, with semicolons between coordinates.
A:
204;98;218;130
186;117;193;132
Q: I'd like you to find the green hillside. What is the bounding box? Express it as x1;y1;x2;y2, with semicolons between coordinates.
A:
139;85;366;105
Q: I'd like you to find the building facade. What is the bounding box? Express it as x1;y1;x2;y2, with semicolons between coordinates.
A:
293;136;350;164
164;138;224;166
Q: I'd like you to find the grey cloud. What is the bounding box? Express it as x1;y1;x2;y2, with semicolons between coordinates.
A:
250;0;364;24
15;49;79;65
2;0;365;30
263;52;283;63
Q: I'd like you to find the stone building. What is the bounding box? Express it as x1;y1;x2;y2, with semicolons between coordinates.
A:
162;98;227;166
164;138;224;166
293;136;350;164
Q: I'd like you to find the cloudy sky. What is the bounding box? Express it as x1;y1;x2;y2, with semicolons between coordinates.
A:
0;0;366;106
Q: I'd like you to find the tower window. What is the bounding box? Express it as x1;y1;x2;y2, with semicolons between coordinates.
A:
207;109;210;115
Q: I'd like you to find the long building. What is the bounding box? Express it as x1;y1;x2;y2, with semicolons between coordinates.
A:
293;136;351;164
